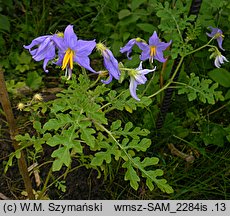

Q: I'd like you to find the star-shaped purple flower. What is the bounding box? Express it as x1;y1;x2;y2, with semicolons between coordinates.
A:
24;35;56;72
129;61;156;101
53;25;96;78
206;26;225;51
139;31;172;63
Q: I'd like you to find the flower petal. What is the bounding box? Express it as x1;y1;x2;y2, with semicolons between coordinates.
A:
52;35;66;51
33;38;55;61
134;74;147;84
136;42;148;50
23;36;50;50
149;31;160;45
217;37;224;51
129;77;140;101
139;68;156;75
103;49;120;80
120;39;136;59
76;39;96;56
140;47;150;61
55;52;64;66
136;61;143;71
43;58;50;73
155;49;167;62
64;25;78;50
101;74;113;84
214;56;221;68
74;55;96;73
157;40;172;51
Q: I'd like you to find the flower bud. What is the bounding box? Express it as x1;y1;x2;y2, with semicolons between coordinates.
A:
17;103;25;111
33;93;43;101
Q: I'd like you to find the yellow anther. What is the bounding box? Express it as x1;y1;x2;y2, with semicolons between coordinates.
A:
62;48;74;70
150;46;156;57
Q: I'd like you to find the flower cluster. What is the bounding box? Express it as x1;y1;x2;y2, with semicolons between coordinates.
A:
24;25;171;101
24;25;96;79
206;26;228;68
24;24;228;101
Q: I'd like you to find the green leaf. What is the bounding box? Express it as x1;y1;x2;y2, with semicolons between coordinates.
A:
91;151;112;166
33;121;42;133
0;15;10;32
80;127;96;148
201;123;227;147
47;134;70;147
122;160;140;190
141;157;159;167
26;71;42;90
18;51;31;65
43;114;73;131
112;40;123;56
155;178;174;194
208;68;230;87
225;89;230;100
131;0;146;11
4;153;15;173
111;120;122;131
118;9;131;19
51;146;72;171
15;133;31;142
178;73;224;104
137;23;156;33
126;138;151;152
123;32;130;42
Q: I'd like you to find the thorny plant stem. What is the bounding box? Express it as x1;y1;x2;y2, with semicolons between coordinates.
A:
0;69;35;199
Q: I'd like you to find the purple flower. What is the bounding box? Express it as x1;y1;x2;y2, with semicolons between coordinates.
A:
129;62;156;101
206;26;225;51
120;38;146;60
53;25;96;78
96;43;120;84
139;31;172;63
24;35;56;72
214;53;228;68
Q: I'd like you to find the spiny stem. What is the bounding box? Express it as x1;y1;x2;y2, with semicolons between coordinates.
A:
0;69;34;199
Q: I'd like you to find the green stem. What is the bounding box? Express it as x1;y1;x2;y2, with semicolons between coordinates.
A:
45;164;86;191
37;167;52;200
172;15;184;43
186;37;215;56
148;56;184;98
88;75;101;89
141;71;155;97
